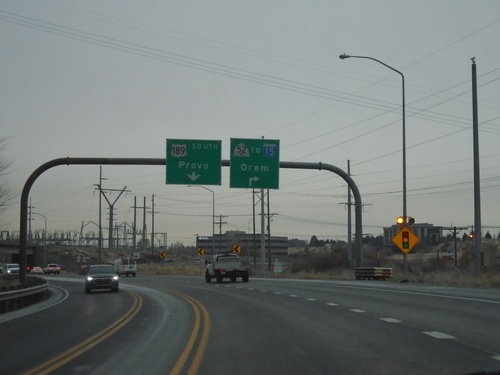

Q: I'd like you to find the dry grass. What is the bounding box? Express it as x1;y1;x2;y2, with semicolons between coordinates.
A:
262;267;500;288
396;266;500;287
133;260;500;288
137;263;206;277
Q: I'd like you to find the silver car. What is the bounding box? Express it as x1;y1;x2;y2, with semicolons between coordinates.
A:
85;264;119;293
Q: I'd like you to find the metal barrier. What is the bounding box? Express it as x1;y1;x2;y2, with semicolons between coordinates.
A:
0;276;49;313
355;267;393;280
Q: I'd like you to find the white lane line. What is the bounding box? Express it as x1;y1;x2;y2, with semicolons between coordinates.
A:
351;309;366;313
274;291;283;295
423;331;456;339
289;294;299;298
261;290;267;292
326;303;339;306
380;318;402;323
306;298;317;301
492;355;500;362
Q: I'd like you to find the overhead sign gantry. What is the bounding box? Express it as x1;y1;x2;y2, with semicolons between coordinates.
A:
18;153;364;286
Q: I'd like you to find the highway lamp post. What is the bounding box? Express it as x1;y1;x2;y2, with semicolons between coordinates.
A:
339;54;407;219
189;185;216;256
32;212;47;245
32;212;47;266
339;53;408;269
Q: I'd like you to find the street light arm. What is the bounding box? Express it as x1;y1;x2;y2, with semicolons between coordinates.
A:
32;212;46;220
339;54;404;79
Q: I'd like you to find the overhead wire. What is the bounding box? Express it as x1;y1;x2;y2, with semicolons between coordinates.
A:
2;6;500;234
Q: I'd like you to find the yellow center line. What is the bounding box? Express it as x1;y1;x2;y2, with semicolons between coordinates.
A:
22;291;143;375
167;291;211;375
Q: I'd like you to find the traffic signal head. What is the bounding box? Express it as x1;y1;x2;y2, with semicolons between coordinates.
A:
469;231;475;239
402;230;410;249
396;216;405;225
408;217;415;225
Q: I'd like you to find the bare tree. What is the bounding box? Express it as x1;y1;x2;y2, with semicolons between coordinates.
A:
0;137;13;226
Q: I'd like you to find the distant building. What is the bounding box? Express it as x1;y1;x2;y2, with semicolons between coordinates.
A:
383;223;444;250
196;230;288;262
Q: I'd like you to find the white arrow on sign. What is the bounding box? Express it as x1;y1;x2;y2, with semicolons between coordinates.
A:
249;176;259;186
187;172;200;181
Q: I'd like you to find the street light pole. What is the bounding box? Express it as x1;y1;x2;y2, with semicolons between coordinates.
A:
339;53;407;222
32;212;47;245
190;185;215;256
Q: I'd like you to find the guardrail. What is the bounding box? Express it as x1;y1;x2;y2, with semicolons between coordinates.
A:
354;267;393;281
0;276;49;313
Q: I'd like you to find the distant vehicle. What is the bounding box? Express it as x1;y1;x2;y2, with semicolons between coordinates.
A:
30;266;43;275
85;264;119;293
2;263;20;275
113;258;137;277
79;265;89;276
43;264;61;275
205;253;249;283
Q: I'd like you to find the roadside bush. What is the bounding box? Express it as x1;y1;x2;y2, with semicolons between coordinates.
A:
458;242;475;269
290;246;349;274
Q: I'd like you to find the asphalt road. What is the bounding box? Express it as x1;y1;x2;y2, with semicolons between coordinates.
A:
1;275;500;374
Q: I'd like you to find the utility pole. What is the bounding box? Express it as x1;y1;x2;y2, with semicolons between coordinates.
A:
260;189;265;269
95;167;108;262
96;185;129;250
262;189;278;271
215;215;227;252
142;197;147;252
150;194;159;257
151;194;154;256
339;161;371;265
471;58;482;275
131;196;149;254
252;190;258;265
444;226;469;266
267;190;272;271
347;160;352;264
132;196;137;251
28;197;33;244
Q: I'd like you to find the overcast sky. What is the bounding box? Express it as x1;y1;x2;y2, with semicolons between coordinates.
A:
1;0;500;247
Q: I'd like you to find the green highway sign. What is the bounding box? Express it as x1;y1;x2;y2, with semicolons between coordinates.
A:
166;139;221;185
230;138;279;189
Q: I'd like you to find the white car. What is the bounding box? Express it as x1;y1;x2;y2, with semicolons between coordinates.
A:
30;266;43;275
112;258;137;277
43;263;61;275
2;263;20;274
